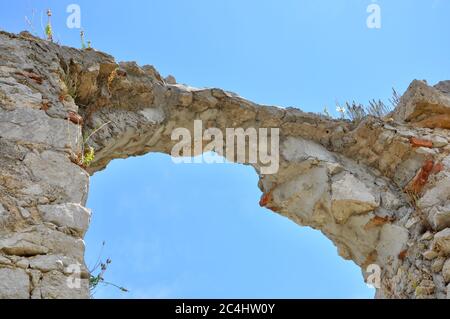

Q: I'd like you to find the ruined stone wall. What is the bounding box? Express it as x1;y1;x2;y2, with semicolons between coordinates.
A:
1;30;450;298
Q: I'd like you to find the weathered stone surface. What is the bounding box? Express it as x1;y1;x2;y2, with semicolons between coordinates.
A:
282;137;336;163
0;75;43;109
0;204;9;228
421;231;433;241
380;191;402;210
0;235;49;256
376;224;409;271
433;228;450;256
37;270;89;299
432;257;446;273
28;254;77;272
271;165;330;222
393;80;450;129
418;176;450;209
23;151;89;204
0;255;12;265
435;80;450;95
0;108;80;150
0;268;30;298
428;205;450;231
0;226;85;261
431;135;448;148
443;259;450;283
423;250;439;260
331;172;379;224
38;204;91;236
415;279;435;297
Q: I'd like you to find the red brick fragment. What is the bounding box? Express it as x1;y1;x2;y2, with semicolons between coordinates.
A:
364;215;391;230
398;249;408;261
67;111;84;125
406;159;434;195
259;191;272;207
40;101;50;111
432;162;444;174
409;137;433;148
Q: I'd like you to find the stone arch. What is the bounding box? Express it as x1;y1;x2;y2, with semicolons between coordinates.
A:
1;31;450;298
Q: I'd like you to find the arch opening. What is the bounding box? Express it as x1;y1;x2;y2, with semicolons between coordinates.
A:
85;152;374;298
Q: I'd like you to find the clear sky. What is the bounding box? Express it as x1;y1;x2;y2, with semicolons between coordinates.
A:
1;0;449;298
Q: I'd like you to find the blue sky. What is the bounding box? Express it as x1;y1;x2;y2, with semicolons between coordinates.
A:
1;0;449;298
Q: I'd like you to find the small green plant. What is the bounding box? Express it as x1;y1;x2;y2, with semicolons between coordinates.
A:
89;241;128;297
79;30;92;50
45;9;53;41
82;146;95;167
322;106;331;118
80;30;86;49
62;66;78;100
77;121;111;168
